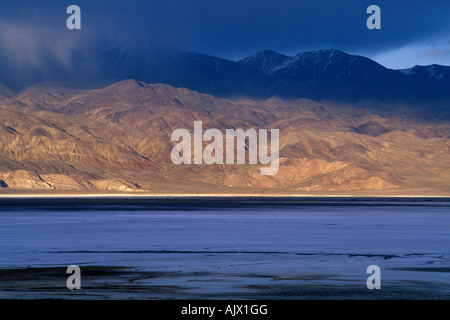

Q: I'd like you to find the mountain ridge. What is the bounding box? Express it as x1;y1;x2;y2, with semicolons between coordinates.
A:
239;49;450;102
0;79;449;194
1;46;450;105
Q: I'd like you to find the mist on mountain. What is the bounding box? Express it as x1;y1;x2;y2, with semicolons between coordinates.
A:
1;45;449;108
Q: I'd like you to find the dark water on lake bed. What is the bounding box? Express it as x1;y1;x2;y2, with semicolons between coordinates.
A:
0;199;449;299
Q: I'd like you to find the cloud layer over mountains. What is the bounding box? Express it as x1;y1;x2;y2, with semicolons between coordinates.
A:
1;0;450;88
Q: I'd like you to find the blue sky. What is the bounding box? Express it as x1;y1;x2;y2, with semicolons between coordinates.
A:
0;0;449;72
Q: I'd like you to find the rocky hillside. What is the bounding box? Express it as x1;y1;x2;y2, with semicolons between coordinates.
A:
0;80;449;194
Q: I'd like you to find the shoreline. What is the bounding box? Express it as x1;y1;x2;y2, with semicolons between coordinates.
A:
0;193;449;202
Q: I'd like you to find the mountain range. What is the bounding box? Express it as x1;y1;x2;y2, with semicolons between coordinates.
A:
0;76;449;194
240;49;450;103
97;47;450;106
0;46;449;194
2;46;450;106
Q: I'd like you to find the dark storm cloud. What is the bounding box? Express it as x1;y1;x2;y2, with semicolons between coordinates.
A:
0;0;448;88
